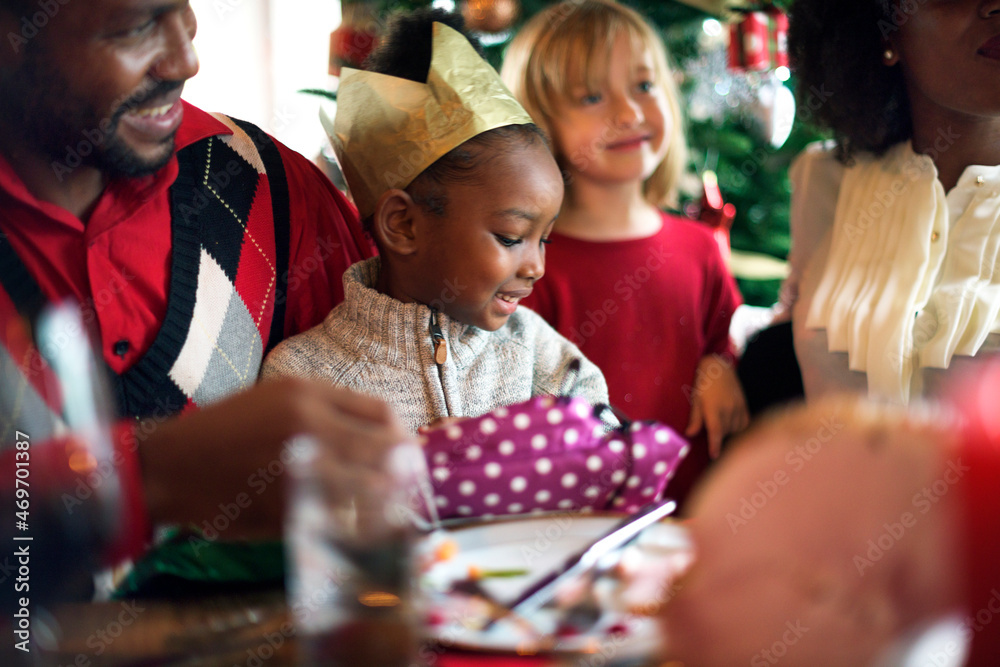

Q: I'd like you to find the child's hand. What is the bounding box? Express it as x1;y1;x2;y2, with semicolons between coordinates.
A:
418;416;467;434
685;354;749;459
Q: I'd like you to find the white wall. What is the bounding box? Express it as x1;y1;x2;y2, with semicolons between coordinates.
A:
183;0;342;160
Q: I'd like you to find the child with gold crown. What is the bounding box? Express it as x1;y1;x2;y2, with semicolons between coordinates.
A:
261;10;611;435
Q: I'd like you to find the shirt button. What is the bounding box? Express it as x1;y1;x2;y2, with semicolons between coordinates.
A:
976;175;985;186
931;231;940;243
113;340;130;358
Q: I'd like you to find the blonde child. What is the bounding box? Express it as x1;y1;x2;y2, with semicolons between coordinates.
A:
262;10;610;435
501;0;747;505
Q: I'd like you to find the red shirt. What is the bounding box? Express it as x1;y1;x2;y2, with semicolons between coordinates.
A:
523;212;741;505
0;102;372;560
958;359;1000;665
0;102;370;375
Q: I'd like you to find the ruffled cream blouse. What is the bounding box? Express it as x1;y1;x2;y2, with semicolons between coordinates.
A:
785;142;1000;404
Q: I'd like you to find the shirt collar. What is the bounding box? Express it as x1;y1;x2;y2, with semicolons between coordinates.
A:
174;100;233;150
0;100;234;230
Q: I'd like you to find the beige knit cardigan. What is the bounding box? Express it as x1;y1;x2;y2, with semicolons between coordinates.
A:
262;258;611;434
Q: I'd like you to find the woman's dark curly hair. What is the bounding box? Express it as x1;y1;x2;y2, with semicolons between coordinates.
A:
360;8;549;229
788;0;911;162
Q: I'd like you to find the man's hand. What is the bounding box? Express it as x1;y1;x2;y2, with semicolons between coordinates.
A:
686;354;750;458
138;378;406;540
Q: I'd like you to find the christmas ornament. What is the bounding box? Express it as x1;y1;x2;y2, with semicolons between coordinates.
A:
728;11;770;71
461;0;520;34
724;8;795;147
328;4;379;76
696;170;737;262
747;72;796;148
727;8;788;72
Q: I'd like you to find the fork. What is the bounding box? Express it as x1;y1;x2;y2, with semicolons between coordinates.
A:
558;547;626;632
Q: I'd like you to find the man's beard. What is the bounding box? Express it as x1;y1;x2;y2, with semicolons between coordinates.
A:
1;48;182;179
97;87;181;178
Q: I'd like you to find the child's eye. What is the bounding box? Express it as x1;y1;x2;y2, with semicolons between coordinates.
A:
636;80;654;94
580;93;603;106
540;237;552;245
495;235;521;248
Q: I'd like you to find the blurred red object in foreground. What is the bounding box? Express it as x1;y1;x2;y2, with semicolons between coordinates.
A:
685;169;735;263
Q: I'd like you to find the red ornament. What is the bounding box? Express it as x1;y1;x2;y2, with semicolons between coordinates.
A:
687;170;735;263
329;24;377;76
728;12;770;71
727;9;790;72
461;0;520;34
771;9;789;69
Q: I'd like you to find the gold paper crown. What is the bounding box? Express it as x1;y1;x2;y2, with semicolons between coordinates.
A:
322;22;535;219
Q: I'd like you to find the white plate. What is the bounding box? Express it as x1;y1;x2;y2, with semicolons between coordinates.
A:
418;513;691;656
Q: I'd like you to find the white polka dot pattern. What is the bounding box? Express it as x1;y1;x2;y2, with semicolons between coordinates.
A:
415;395;689;521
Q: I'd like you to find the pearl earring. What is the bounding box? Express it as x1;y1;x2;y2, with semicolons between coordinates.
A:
883;48;894;62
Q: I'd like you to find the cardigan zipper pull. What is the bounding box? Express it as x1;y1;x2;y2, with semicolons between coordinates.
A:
430;308;447;365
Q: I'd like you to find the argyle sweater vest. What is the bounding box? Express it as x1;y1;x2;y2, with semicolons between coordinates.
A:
0;117;291;445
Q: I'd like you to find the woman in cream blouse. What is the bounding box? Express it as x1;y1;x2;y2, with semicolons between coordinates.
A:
780;0;1000;404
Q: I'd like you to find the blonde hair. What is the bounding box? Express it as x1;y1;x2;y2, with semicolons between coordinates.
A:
501;0;687;208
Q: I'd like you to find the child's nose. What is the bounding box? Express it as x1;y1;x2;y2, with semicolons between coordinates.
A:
612;94;642;128
518;245;545;282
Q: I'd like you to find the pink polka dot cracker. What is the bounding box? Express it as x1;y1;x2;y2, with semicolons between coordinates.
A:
420;395;689;520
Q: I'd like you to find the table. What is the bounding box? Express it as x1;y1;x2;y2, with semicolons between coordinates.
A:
33;593;565;667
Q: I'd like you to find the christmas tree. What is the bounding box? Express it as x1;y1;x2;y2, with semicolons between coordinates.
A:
336;0;827;305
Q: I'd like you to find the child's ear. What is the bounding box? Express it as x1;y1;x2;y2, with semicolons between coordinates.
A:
372;189;419;256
